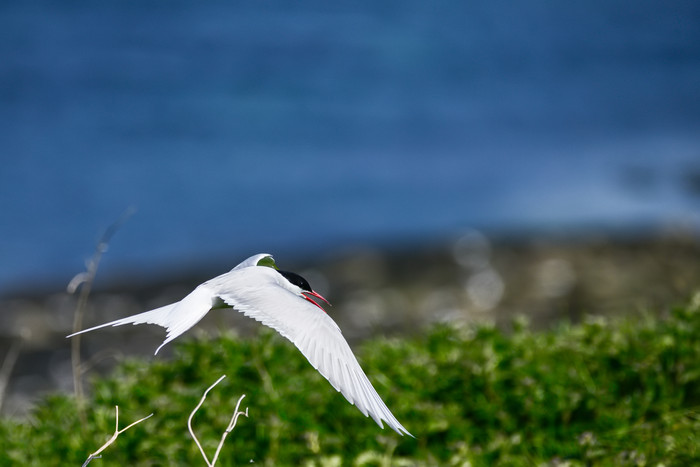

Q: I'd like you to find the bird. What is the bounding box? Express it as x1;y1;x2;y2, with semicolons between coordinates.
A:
67;253;412;437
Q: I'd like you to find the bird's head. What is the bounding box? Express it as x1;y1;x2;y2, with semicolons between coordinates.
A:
278;270;331;311
255;254;331;310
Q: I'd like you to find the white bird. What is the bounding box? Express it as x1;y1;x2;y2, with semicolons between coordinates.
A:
67;253;412;437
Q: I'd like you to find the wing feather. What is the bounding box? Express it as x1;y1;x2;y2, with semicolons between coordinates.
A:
67;254;411;436
212;266;412;436
67;285;218;356
66;302;177;338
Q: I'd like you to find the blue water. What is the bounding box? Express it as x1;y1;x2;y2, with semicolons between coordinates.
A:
2;1;700;292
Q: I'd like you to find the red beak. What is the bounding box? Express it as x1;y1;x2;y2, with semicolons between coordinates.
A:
303;290;331;311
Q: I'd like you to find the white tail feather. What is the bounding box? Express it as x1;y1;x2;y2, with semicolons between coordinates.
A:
66;303;176;338
67;285;218;355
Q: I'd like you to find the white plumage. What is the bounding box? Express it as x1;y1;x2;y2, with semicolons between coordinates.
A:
67;253;412;437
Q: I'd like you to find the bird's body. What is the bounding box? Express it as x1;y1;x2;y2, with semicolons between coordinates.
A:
67;253;412;437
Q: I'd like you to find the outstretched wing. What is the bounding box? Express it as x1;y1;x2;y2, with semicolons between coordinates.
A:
66;253;411;436
66;302;177;339
209;266;412;437
66;285;218;355
66;254;272;354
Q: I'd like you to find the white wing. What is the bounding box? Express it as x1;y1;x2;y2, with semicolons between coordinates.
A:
67;253;412;436
231;253;273;270
66;284;217;355
208;266;413;437
66;302;177;338
63;255;273;352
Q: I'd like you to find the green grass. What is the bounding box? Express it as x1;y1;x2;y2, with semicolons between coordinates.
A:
2;300;699;466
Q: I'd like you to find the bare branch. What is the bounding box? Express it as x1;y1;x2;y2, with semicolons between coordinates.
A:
188;375;249;467
0;336;22;414
70;207;135;420
82;405;153;467
211;394;248;466
188;375;226;467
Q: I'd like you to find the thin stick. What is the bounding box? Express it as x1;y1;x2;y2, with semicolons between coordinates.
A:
0;337;22;414
188;375;249;467
69;207;135;420
82;405;153;467
210;394;248;466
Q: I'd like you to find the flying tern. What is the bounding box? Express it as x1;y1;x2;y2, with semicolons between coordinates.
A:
67;253;412;436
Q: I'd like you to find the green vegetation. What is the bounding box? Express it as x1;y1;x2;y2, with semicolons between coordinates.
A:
2;300;699;466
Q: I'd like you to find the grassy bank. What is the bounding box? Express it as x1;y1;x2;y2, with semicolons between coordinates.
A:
2;298;699;465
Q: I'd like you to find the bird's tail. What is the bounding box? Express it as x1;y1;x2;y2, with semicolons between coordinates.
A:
66;302;177;339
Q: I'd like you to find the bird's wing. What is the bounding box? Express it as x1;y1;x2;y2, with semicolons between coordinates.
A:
66;285;219;355
231;253;274;270
210;267;412;437
66;254;268;352
151;284;220;354
66;302;177;338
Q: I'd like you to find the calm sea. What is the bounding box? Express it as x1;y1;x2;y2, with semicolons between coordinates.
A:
1;1;699;292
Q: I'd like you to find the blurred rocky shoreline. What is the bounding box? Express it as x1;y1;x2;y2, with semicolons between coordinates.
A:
2;230;700;418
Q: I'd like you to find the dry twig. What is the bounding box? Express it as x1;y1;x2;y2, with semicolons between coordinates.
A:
188;375;249;466
0;336;22;414
69;207;135;419
82;405;153;467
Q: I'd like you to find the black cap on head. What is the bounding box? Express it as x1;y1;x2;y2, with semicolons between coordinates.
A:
278;270;312;292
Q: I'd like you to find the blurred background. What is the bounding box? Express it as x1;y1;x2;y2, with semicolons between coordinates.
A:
1;1;700;416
